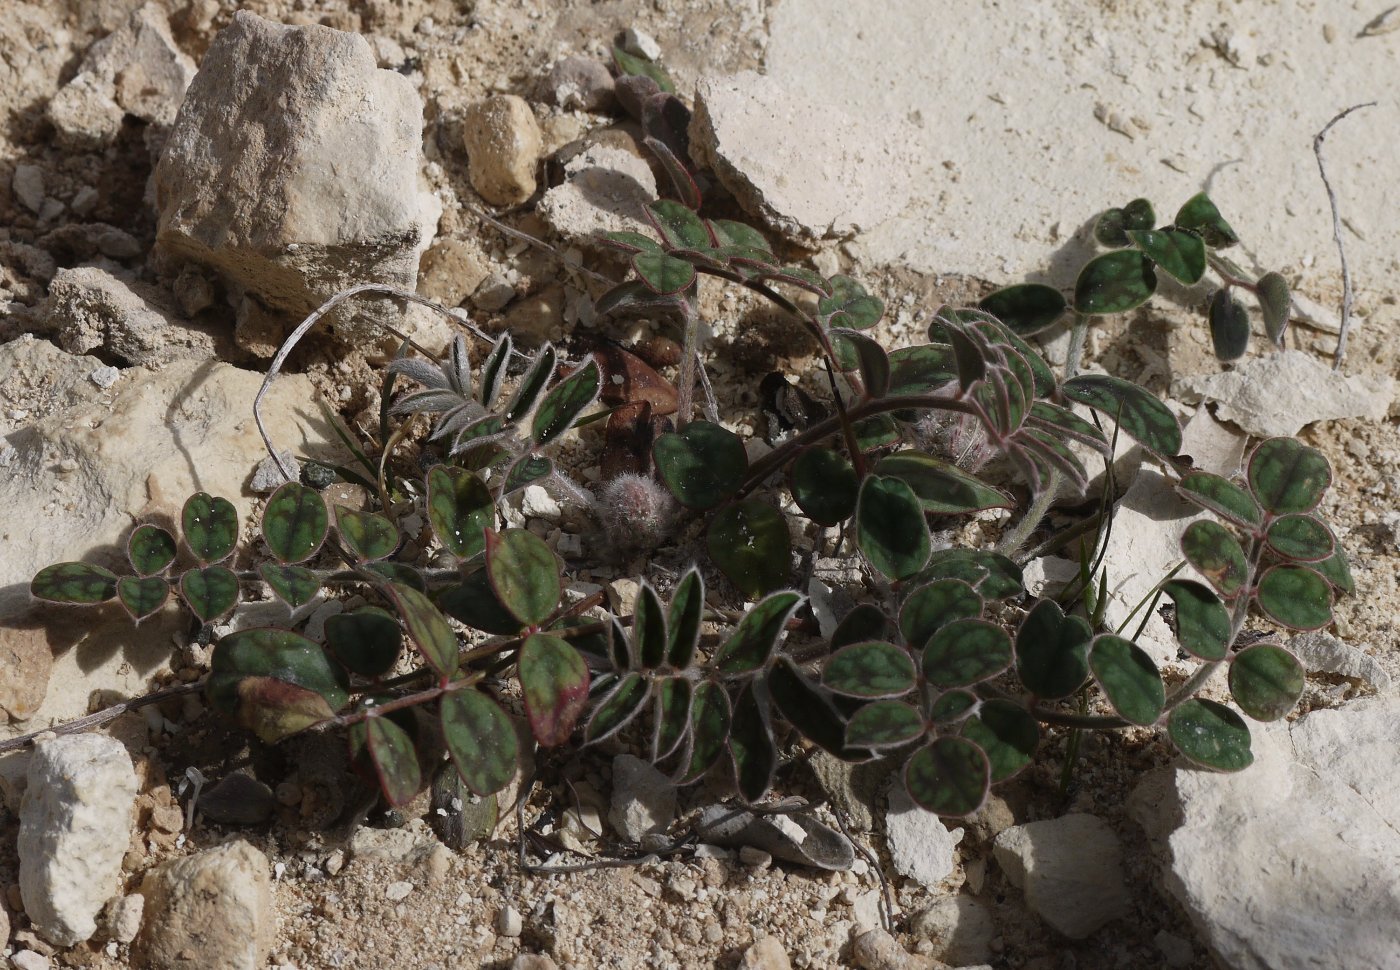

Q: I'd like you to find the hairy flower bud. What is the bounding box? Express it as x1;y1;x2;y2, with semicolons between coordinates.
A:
597;473;677;550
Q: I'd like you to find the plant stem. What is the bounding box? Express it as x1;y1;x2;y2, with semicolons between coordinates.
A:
997;471;1061;560
1311;102;1376;371
1063;313;1090;381
0;681;204;754
674;296;700;428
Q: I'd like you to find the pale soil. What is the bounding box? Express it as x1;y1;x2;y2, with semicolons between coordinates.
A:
1;1;1396;969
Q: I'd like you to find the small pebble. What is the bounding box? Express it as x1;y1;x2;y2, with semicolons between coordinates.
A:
496;904;523;937
385;881;414;901
622;27;662;60
11;952;51;970
89;366;120;388
739;846;773;868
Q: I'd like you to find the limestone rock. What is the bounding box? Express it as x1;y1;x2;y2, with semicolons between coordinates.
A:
463;95;543;206
885;784;963;889
18;734;138;946
608;754;675;844
501;284;566;345
48;3;195;149
1172;350;1395;438
689;72;918;241
102;893;144;944
1147;697;1400;970
136;840;272;970
1288;630;1391;692
850;928;940;970
417;236;490;307
741;935;792;970
154;12;440;344
910;895;996;965
12;164;45;214
41;266;219;366
0;358;338;736
993;813;1130;939
543;57;616;112
538;141;657;244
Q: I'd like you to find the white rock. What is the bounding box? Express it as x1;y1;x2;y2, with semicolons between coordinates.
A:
993;813;1130;939
250;450;301;493
41;266;218;366
1094;466;1209;666
496;904;523;938
384;880;414;901
1172;350;1395;438
463;94;543;207
89;365;121;389
349;821;436;864
136;840;272;970
18;734;138;946
1177;403;1246;477
1288;631;1391;692
608;754;676;844
521;485;562;521
0;358;337;737
103;893;144;944
1139;697;1400;970
12;164;45;214
621;27;662;61
909;895;996;965
537;143;657;244
689;72;919;241
884;784;963;889
47;3;195;148
154;12;441;345
10;951;50;970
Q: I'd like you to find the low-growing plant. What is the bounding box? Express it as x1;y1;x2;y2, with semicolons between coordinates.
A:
980;193;1295;370
22;43;1351;821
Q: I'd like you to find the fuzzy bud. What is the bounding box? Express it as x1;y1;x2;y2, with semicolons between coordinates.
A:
597;473;677;550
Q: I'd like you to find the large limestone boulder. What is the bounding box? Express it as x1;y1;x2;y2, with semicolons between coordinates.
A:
153;12;441;345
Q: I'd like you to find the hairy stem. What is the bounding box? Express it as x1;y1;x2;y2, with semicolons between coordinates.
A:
1063;313;1089;381
997;471;1062;560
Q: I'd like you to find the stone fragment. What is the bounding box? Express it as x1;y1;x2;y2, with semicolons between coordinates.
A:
1172;350;1395;438
18;735;138;945
136;841;271;970
417;237;490;307
0;358;337;735
196;773;276;827
102;893;144;944
350;820;437;864
850;929;939;970
910;895;996;965
544;57;616;112
608;754;676;844
697;805;854;870
689;72;918;241
509;956;558;970
496;904;523;937
472;273;517;312
250;451;300;494
621;27;662;61
1288;631;1391;692
41;266;218;366
741;935;792;970
10;951;50;970
1137;697;1400;970
538;142;657;243
48;3;195;148
154;12;440;344
993;813;1130;939
12;165;45;214
463;95;543;206
885;784;962;889
501;284;566;345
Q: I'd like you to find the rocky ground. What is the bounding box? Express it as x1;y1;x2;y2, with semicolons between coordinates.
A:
1;1;1398;969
